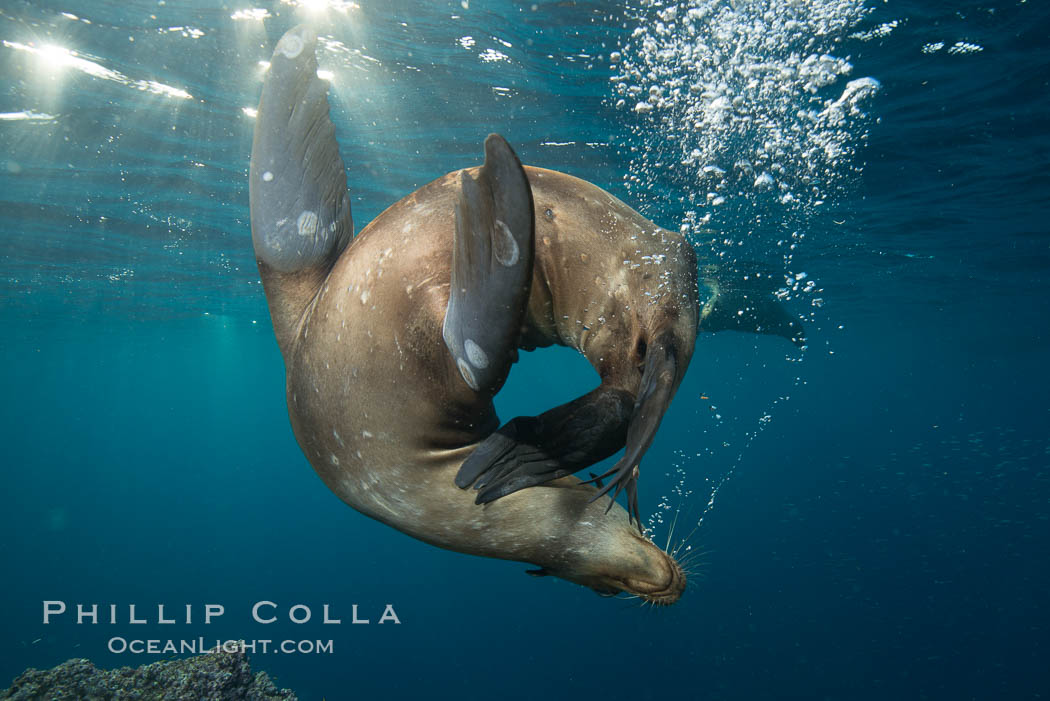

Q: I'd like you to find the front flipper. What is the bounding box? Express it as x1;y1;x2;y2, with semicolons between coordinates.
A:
585;334;681;528
442;135;535;394
455;386;634;503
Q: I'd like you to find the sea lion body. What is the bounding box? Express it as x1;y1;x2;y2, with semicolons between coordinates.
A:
279;166;694;600
250;26;797;604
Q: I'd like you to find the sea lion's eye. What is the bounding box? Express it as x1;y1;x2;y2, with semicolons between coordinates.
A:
544;207;554;220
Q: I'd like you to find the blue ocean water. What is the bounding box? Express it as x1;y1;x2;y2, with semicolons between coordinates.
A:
1;0;1047;699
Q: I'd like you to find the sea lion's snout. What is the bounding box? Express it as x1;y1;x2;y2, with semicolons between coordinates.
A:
556;522;687;605
620;550;686;605
578;553;685;605
613;541;688;604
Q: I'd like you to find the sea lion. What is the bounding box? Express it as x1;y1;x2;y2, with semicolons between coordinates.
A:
249;26;799;604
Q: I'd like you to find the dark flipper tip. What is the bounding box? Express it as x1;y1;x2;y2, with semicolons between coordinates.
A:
587;462;643;530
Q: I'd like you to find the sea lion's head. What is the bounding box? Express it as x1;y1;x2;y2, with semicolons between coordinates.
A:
563;529;687;606
514;482;688;605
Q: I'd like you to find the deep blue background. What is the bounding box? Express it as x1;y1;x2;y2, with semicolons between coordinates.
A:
1;1;1047;699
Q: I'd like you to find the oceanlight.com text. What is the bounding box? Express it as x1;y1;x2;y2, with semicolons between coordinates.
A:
107;638;335;655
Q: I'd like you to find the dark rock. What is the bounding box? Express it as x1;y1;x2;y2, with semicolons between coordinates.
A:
1;647;297;700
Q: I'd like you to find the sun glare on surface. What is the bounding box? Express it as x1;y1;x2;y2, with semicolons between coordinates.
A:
281;0;360;16
4;39;193;100
230;8;271;21
37;44;75;71
5;40;120;82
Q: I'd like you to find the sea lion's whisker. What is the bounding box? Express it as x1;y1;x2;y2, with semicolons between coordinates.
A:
664;496;684;554
678;548;709;570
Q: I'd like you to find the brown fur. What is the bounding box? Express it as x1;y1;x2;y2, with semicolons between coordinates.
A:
262;167;696;603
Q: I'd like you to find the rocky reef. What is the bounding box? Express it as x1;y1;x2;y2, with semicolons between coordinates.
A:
1;647;297;700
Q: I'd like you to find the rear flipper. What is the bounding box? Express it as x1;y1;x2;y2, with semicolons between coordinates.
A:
442;135;535;394
455;386;634;504
700;264;805;346
250;25;353;274
249;26;354;352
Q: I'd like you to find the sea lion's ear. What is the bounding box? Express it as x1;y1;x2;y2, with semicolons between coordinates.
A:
249;24;354;275
442;134;535;395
